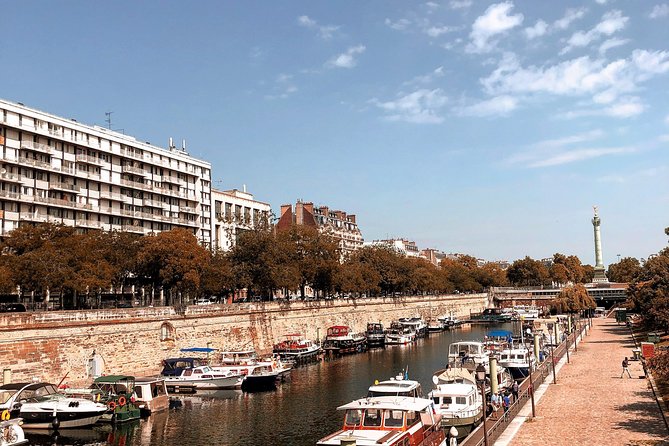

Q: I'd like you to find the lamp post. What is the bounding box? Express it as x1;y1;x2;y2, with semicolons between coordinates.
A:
548;323;557;384
475;364;489;446
528;337;536;418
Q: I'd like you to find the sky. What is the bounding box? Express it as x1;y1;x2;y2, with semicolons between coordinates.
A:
2;1;668;266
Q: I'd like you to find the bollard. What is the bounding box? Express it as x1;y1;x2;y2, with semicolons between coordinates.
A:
2;369;10;385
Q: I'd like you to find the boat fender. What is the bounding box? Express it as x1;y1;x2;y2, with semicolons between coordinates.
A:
52;416;60;430
118;396;127;407
1;409;10;420
108;401;117;411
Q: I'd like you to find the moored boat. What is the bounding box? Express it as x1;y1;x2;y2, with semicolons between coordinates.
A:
398;317;428;338
365;323;385;348
497;346;533;380
322;326;367;355
133;377;169;415
367;373;423;398
0;382;107;429
384;323;415;345
273;334;322;361
429;367;483;438
469;307;513;323
217;350;291;391
161;363;244;391
317;396;445;446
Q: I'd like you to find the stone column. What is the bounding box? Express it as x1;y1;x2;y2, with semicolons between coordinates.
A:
592;206;607;282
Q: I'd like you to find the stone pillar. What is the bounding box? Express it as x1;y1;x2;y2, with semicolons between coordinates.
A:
592;206;608;283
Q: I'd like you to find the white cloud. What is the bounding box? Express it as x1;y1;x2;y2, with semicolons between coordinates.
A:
632;49;669;75
553;8;587;30
327;45;366;69
371;89;448;124
665;115;669;125
534;129;604;149
265;73;298;100
599;38;630;55
561;10;628;54
528;146;635;168
604;97;645;117
660;134;669;142
385;18;411;31
426;25;458;37
458;95;518;116
595;0;608;5
450;0;473;10
599;166;666;183
467;2;524;53
404;66;445;85
297;15;340;40
649;4;669;19
426;2;440;10
524;20;548;39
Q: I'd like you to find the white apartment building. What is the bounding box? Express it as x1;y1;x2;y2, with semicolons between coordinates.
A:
0;99;212;245
211;187;271;251
366;238;420;257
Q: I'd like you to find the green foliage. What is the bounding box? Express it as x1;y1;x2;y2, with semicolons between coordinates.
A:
628;247;669;331
506;256;550;287
607;257;642;283
553;284;596;313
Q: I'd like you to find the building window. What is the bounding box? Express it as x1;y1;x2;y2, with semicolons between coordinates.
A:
160;322;175;341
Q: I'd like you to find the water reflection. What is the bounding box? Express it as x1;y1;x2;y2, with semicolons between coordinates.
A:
26;323;514;446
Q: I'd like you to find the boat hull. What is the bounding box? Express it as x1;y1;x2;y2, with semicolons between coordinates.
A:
164;374;242;390
241;373;279;391
17;411;104;429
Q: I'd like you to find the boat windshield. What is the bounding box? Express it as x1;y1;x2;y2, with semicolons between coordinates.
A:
344;409;362;427
0;390;16;404
363;408;383;427
384;410;404;428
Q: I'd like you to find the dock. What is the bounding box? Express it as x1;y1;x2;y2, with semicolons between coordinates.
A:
463;316;669;446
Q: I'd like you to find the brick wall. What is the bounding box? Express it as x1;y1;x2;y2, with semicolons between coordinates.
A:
0;294;488;386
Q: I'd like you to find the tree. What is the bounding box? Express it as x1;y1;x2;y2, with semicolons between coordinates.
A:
201;250;237;299
229;225;283;299
440;257;481;292
553;284;596;313
607;257;642;283
477;262;509;288
506;257;550;287
628;247;669;331
549;263;570;285
135;228;210;303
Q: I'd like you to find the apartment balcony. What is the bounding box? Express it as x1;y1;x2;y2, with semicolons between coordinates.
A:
78;170;101;180
33;196;93;210
100;190;125;201
19;157;52;170
122;224;145;234
161;175;181;184
121;165;146;175
75;154;106;166
120;178;152;191
179;205;198;214
48;181;80;193
0;172;21;183
75;219;103;229
0;189;21;200
21;140;55;155
119;149;144;161
176;218;198;227
143;198;164;208
19;212;59;223
51;164;76;175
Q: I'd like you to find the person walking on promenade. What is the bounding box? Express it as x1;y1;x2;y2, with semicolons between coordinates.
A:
490;391;501;416
511;381;519;403
502;393;511;421
621;357;632;378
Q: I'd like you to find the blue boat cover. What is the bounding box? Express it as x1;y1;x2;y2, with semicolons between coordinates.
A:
180;347;217;353
487;330;513;338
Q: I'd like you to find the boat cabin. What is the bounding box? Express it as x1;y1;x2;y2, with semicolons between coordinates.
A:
133;377;169;415
367;377;423;398
317;396;443;446
327;326;351;337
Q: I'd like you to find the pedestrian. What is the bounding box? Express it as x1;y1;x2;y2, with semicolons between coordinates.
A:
511;381;519;402
621;357;632;378
502;393;510;420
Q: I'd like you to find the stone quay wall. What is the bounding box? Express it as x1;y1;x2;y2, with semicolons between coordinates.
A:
0;293;488;386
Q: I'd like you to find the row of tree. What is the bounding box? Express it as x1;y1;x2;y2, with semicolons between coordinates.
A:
0;222;608;308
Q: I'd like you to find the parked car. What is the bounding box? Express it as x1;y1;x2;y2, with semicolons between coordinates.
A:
0;303;27;313
195;298;213;306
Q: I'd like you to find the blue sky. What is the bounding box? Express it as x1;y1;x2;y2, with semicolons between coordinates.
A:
2;1;668;265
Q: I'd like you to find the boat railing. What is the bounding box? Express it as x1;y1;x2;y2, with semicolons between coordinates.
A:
440;407;481;419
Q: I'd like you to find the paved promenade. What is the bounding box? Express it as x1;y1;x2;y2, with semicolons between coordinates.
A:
496;317;668;446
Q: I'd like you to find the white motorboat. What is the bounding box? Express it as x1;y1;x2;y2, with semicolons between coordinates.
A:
448;341;490;369
317;396;446;446
366;374;423;398
162;365;244;390
429;367;483;438
0;419;28;446
438;313;462;327
217;350;291;390
498;346;533;380
511;305;540;321
0;382;107;429
398;317;428;337
384;323;415;345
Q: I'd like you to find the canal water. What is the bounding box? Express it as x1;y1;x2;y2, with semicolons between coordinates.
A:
26;322;515;446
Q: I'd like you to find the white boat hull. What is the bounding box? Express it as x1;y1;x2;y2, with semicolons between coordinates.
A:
164;375;242;390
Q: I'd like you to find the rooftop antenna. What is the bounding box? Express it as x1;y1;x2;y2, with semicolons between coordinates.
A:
182;139;187;152
105;111;113;129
